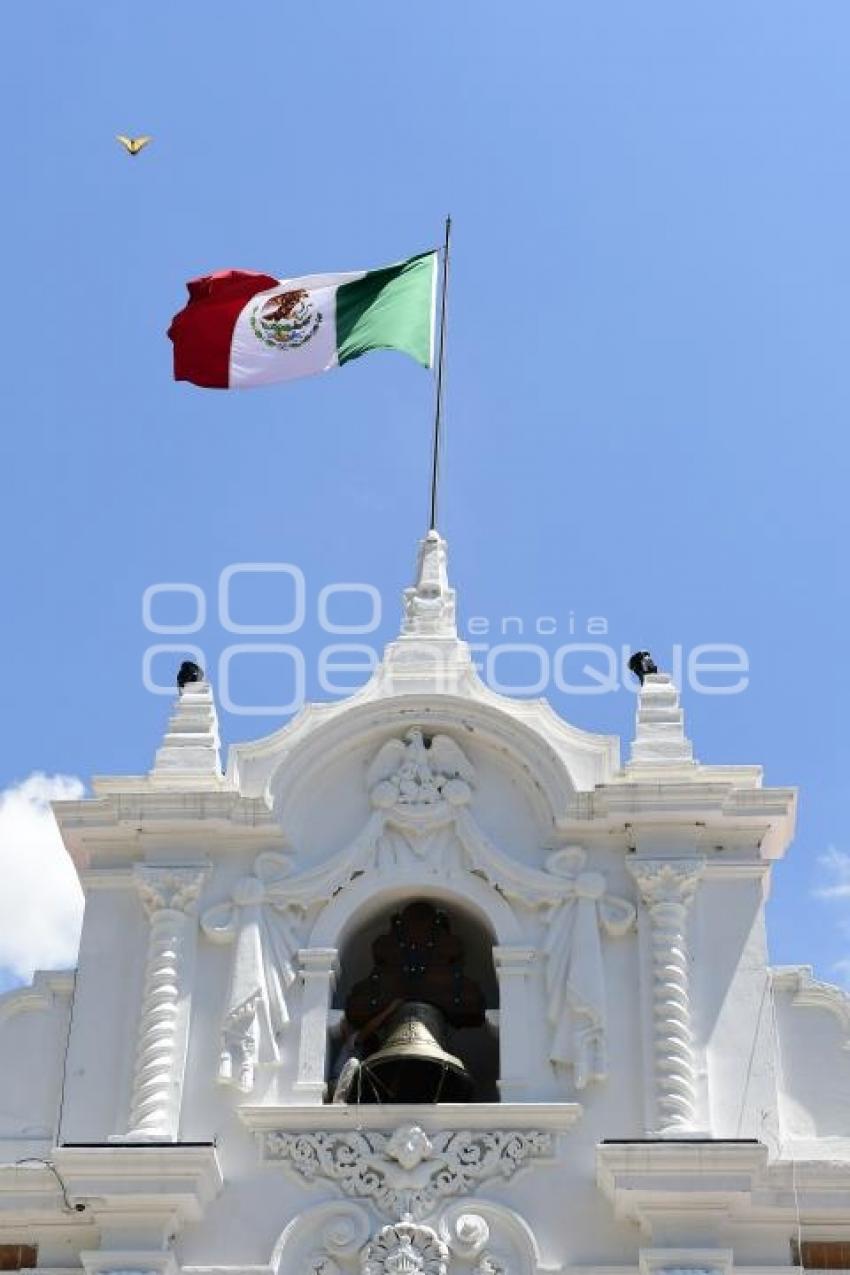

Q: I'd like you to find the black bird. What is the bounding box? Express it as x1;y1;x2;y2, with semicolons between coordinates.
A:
628;651;657;685
177;660;204;691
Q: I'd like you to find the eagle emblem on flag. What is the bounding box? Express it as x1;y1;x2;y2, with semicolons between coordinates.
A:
169;250;436;386
250;288;322;351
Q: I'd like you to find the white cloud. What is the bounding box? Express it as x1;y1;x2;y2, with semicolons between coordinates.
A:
0;772;85;983
810;848;850;988
812;846;850;901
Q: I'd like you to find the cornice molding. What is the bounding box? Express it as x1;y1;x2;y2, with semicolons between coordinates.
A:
772;966;850;1045
239;1102;582;1135
0;971;74;1026
78;868;136;889
640;1249;733;1275
54;792;284;872
596;1141;850;1233
56;791;276;828
52;1144;223;1221
591;782;795;818
555;786;796;861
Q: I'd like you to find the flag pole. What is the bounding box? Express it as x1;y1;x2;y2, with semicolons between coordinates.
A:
429;215;451;531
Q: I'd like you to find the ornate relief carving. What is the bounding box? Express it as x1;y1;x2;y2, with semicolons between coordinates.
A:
134;864;206;916
362;1221;449;1275
446;1213;491;1258
202;730;632;1097
125;864;208;1139
542;846;634;1088
272;1188;541;1275
373;740;634;1087
276;1202;372;1275
475;1257;506;1275
629;859;704;1134
439;1200;542;1275
226;732;633;1091
441;1213;507;1275
629;860;703;910
367;730;475;811
201;851;300;1091
308;1258;342;1275
264;1123;552;1220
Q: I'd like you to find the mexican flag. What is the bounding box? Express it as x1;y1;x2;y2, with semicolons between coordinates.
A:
168;251;437;389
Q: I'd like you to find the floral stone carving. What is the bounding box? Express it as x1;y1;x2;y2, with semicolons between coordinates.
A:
362;1220;449;1275
264;1123;552;1220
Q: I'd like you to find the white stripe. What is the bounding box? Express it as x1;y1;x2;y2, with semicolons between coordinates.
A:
229;270;367;388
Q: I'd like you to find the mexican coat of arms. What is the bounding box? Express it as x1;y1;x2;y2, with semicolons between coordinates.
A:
250;287;322;350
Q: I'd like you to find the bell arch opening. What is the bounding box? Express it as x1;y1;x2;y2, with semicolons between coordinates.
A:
327;897;500;1104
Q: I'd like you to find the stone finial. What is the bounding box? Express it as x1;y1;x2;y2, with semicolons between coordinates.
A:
627;671;695;770
379;531;472;695
401;530;457;638
150;676;223;786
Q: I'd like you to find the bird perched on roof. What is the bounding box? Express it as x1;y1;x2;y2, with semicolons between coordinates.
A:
116;134;152;156
177;660;204;691
628;650;658;685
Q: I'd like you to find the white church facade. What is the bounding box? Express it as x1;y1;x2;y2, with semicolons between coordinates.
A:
1;532;849;1275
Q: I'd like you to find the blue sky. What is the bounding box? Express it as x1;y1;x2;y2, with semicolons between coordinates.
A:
1;2;849;990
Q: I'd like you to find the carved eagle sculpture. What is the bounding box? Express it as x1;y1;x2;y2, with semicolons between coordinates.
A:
367;728;475;808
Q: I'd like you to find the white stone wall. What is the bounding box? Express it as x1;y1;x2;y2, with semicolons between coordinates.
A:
0;537;846;1275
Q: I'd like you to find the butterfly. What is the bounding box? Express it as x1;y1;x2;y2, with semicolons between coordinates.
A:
116;135;152;156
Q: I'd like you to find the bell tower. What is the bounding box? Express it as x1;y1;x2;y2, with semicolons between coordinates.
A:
3;529;849;1275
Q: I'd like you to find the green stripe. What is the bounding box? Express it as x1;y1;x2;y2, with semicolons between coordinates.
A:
336;251;436;369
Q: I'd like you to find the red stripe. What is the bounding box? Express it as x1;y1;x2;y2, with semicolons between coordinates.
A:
167;270;279;388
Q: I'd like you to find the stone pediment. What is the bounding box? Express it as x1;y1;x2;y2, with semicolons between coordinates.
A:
230;692;619;828
225;531;618;813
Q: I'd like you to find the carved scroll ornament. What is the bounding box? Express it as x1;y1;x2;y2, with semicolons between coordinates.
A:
264;1123;552;1221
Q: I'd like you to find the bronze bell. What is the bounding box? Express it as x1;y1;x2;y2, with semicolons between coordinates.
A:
355;1001;474;1104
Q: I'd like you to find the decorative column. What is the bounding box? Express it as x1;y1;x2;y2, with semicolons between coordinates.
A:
628;859;704;1135
124;865;208;1140
294;947;339;1102
493;946;537;1101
